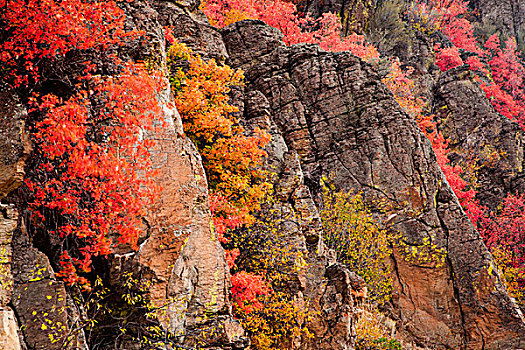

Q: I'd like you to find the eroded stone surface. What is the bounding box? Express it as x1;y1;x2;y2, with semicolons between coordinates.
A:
10;217;88;350
470;0;525;39
0;308;21;350
235;56;359;350
221;20;525;349
0;205;21;350
0;84;30;200
433;66;525;209
152;0;228;62
0;205;16;306
105;2;246;347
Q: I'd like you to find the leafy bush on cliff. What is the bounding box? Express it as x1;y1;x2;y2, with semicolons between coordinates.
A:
2;0;162;291
320;183;393;305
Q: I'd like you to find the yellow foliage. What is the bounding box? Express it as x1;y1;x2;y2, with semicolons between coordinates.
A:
320;182;392;305
354;306;402;350
237;292;314;350
491;246;525;306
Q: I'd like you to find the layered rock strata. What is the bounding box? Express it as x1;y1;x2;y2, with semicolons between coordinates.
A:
221;20;525;349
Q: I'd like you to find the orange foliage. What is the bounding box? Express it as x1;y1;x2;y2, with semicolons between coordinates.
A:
167;40;274;314
168;40;272;225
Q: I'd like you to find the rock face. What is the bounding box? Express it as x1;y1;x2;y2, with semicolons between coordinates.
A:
1;80;88;350
470;0;525;39
221;20;525;349
103;1;246;348
4;0;525;349
0;85;30;200
433;66;525;209
151;0;229;62
0;87;26;350
162;1;363;346
240;88;360;350
0;204;22;350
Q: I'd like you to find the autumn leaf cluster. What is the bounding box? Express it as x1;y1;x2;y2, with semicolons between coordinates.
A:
2;0;162;290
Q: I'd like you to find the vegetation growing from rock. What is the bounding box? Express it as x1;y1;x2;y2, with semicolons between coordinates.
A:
2;0;162;291
167;40;271;226
4;0;525;348
412;0;525;305
167;38;315;349
202;0;525;316
320;183;392;305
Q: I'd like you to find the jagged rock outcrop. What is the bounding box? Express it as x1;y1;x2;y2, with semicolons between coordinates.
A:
132;102;244;348
0;87;27;350
240;89;360;350
433;66;525;209
152;0;229;62
158;1;365;346
102;1;246;348
0;202;22;350
4;0;525;348
221;20;525;349
11;224;88;350
470;0;525;39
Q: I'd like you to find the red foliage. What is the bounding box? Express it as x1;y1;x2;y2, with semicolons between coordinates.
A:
435;45;463;71
421;0;525;127
202;0;379;59
421;0;481;53
209;193;245;243
479;194;525;258
479;80;522;122
477;194;525;295
27;64;162;288
0;0;134;87
421;0;525;299
231;271;271;313
210;195;269;309
465;55;486;72
3;0;163;289
484;35;525;103
415;114;481;221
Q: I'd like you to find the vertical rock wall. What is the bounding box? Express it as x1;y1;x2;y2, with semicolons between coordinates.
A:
433;67;525;209
469;0;525;39
221;20;525;349
102;1;246;348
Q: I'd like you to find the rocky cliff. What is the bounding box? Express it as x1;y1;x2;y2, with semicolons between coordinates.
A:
2;0;525;349
219;20;525;349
